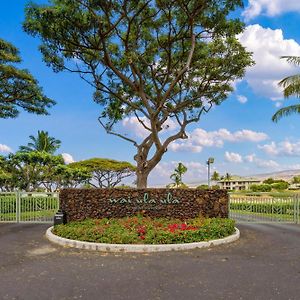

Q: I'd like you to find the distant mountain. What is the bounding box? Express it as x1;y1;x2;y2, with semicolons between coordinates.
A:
246;169;300;182
187;169;300;186
151;169;300;187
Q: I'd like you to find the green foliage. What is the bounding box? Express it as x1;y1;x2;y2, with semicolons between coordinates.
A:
169;162;187;188
292;176;300;184
0;38;55;118
221;173;232;181
272;56;300;122
230;202;295;215
69;158;136;188
263;178;276;184
262;178;289;191
0;151;91;192
19;130;61;154
24;0;253;187
271;182;289;191
53;216;235;244
0;194;58;214
211;185;220;190
250;184;272;192
211;171;220;181
196;184;209;190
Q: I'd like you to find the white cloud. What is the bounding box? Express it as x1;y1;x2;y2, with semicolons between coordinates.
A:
259;140;300;156
122;116;178;139
275;101;283;108
149;161;207;186
244;153;279;169
0;144;12;153
238;24;300;100
225;151;243;163
237;95;248;104
243;0;300;21
62;153;75;164
169;128;268;153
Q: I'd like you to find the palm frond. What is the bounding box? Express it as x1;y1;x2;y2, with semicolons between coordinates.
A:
281;56;300;66
272;104;300;122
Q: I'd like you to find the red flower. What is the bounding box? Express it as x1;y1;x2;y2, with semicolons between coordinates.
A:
137;225;146;236
140;236;145;240
167;223;198;233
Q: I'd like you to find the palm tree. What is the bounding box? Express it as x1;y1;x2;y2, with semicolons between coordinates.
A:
19;130;61;154
211;171;220;182
221;173;232;181
169;162;187;188
272;56;300;122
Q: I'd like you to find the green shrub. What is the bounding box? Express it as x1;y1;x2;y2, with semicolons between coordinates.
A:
230;202;294;215
250;184;272;192
53;216;235;244
196;184;209;190
0;195;58;213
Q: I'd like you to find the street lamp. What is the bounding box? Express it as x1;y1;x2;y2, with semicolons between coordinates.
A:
206;157;214;188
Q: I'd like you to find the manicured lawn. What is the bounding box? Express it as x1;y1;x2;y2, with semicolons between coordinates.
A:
53;216;235;244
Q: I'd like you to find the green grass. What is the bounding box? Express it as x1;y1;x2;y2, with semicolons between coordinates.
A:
0;194;58;222
53;216;236;244
0;210;57;222
230;209;294;222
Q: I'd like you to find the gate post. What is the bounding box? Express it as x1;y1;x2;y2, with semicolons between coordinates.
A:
294;196;300;224
15;191;20;223
297;197;300;225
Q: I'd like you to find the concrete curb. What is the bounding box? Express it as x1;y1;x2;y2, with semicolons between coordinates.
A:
46;227;240;253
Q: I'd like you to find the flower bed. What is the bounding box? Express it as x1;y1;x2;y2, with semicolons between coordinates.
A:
52;216;235;244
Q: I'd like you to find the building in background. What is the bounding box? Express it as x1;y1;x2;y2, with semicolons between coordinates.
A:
217;177;261;191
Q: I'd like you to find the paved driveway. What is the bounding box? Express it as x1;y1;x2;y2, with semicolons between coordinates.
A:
0;222;300;300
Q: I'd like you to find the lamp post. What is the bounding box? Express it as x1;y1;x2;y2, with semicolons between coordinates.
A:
206;157;214;188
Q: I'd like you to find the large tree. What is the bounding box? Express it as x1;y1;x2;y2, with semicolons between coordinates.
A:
24;0;253;187
69;158;136;188
1;151;91;192
19;130;61;154
272;56;300;122
0;38;55;118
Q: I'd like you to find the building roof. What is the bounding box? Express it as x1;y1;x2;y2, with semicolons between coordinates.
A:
217;176;261;183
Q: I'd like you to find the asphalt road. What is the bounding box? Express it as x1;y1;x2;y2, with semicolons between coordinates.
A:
0;222;300;300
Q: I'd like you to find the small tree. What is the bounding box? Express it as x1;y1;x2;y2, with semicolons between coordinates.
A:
196;184;209;190
2;151;91;192
24;0;253;188
69;158;136;188
250;184;272;192
6;151;65;191
169;162;187;188
222;173;232;181
0;38;55;118
211;171;220;182
19;130;61;154
0;168;13;192
263;178;275;184
292;176;300;184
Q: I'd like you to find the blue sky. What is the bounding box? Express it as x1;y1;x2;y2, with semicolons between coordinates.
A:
1;0;300;186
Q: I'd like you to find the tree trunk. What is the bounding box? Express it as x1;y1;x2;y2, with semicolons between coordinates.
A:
135;147;165;188
136;171;149;189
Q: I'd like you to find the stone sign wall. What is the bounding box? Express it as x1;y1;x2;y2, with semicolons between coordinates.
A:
59;188;229;222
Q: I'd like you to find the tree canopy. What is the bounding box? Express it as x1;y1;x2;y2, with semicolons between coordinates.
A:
69;158;136;188
24;0;253;187
0;151;91;192
0;38;55;118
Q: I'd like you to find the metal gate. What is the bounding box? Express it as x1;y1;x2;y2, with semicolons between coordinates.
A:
230;196;300;224
0;192;59;223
